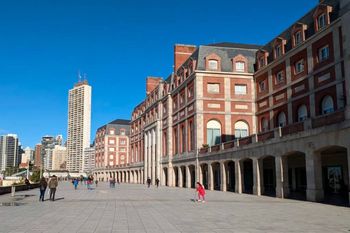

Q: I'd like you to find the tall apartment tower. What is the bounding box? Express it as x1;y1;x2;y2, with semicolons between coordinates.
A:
67;80;92;172
0;134;19;172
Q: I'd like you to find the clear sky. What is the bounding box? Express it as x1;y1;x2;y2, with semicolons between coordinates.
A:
0;0;318;148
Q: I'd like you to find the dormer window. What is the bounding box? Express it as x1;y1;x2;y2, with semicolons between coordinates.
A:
313;4;333;32
235;62;245;72
275;45;282;58
295;31;302;45
208;60;218;70
295;59;305;74
318;13;326;30
259;57;265;68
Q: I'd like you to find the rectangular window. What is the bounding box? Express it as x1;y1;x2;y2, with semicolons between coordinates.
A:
318;14;326;30
207;83;220;94
109;130;115;135
235;62;245;72
259;81;266;92
259;57;265;68
275;71;284;84
275;45;282;58
188;87;194;98
109;139;115;145
109;147;115;152
207;128;221;146
208;60;218;70
295;60;304;74
234;129;248;139
319;45;329;62
295;31;302;45
120;148;126;152
234;84;247;95
189;121;194;151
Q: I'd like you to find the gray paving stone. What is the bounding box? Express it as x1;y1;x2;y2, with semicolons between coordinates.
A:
0;181;349;233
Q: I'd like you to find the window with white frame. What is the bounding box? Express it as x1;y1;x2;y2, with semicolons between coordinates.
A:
234;121;249;139
120;140;126;145
276;71;284;84
188;87;193;98
109;147;115;152
277;112;287;127
109;161;113;166
321;95;334;114
234;84;247;95
109;139;115;145
207;83;220;94
207;120;221;146
295;59;304;74
295;31;302;45
297;105;308;122
318;13;326;30
259;57;265;68
120;148;126;152
319;45;329;62
208;60;218;70
275;45;282;58
261;118;269;132
259;81;266;92
109;130;115;135
235;61;245;72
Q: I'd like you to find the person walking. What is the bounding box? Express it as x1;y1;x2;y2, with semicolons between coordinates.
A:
155;178;160;188
39;177;47;202
73;179;79;190
147;177;151;188
196;182;206;203
48;175;58;201
95;179;98;187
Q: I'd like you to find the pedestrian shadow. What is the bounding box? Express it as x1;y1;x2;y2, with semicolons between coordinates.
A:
55;197;64;201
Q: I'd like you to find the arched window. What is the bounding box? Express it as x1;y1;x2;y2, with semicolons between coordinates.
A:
297;105;308;122
234;121;249;139
261;118;269;132
207;120;221;146
277;112;287;127
321;95;334;114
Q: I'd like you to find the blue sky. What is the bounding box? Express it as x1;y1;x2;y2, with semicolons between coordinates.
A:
0;0;318;148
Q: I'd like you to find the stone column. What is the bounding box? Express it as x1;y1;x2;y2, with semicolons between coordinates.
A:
306;150;324;202
253;158;261;196
151;129;156;185
220;162;227;192
275;156;284;198
186;166;191;188
235;160;242;194
282;157;290;197
144;133;148;183
178;167;183;187
147;131;152;180
208;163;214;191
347;145;350;206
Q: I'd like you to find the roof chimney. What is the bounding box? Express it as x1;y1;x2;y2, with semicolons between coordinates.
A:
146;77;162;95
174;44;196;72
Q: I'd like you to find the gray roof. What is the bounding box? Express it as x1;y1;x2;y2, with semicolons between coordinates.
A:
97;119;130;136
260;0;340;64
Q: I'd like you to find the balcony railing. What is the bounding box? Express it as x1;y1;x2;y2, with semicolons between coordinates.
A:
312;110;345;129
199;110;346;156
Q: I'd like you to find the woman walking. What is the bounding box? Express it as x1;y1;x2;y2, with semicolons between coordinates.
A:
196;182;206;203
39;177;47;202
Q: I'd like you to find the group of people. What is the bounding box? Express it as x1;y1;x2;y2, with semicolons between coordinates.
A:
39;175;58;202
146;177;160;188
109;177;119;188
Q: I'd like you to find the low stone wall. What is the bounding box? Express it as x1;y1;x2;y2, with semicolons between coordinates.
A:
0;183;40;195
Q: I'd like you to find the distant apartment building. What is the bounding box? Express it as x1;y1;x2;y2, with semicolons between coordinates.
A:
21;147;34;164
34;144;42;169
94;119;130;170
0;134;19;172
82;146;95;173
41;135;62;170
94;0;350;206
52;145;67;170
67;80;92;172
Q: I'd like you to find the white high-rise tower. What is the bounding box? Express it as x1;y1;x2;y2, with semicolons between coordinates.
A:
67;80;91;172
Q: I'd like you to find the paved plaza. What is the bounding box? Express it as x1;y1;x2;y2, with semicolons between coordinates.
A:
0;182;349;233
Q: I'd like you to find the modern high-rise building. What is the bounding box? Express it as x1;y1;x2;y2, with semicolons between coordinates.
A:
41;135;62;170
34;144;42;169
67;80;92;172
0;134;19;172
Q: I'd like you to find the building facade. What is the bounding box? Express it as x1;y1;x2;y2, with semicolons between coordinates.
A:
0;134;19;172
52;145;67;170
67;80;92;172
94;0;350;206
94;119;130;180
82;146;95;174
